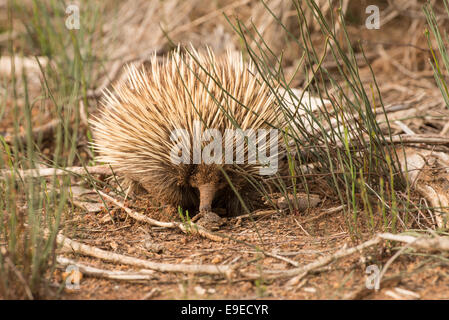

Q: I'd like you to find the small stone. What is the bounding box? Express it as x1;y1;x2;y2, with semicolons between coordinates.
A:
196;211;224;230
194;285;206;296
144;240;164;254
100;214;112;223
211;255;223;264
241;282;253;292
303;287;316;293
127;246;136;254
110;241;118;251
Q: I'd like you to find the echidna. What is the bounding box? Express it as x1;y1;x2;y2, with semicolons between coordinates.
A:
90;47;285;216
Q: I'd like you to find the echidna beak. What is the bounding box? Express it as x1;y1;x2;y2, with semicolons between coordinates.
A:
197;183;217;212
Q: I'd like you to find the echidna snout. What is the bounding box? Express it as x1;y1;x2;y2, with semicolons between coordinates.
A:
196;183;219;212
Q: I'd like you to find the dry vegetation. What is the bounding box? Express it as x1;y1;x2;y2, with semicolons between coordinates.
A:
1;0;449;300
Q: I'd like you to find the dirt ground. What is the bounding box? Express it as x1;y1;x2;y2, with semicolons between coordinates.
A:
55;201;449;300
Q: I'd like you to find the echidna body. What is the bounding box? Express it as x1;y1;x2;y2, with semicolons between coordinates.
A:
91;48;285;216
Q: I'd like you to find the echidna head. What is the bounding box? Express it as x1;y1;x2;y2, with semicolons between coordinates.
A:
188;164;228;212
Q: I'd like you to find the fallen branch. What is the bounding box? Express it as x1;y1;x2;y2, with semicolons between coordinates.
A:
56;256;157;281
292;134;449;156
388;134;449;145
379;233;449;252
332;134;449;150
250;233;449;281
245;236;382;280
53;230;232;276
